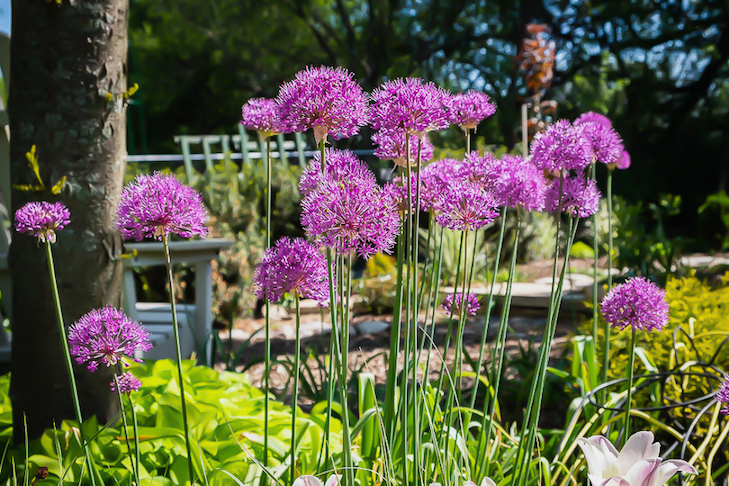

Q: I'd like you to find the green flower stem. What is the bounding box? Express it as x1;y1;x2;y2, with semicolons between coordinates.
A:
401;145;413;486
469;208;508;412
44;240;97;486
113;375;140;486
339;255;355;486
383;210;406;444
420;223;445;383
290;295;301;483
624;327;637;447
466;129;471;155
263;134;272;474
590;164;600;378
129;393;142;486
478;209;519;480
410;139;423;486
514;215;578;486
162;235;195;485
602;169;614;392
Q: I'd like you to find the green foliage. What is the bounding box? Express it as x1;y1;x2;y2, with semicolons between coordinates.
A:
353;253;399;314
612;194;689;284
697;190;729;251
0;361;339;485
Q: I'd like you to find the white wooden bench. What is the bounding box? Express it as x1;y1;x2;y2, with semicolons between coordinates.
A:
122;238;234;363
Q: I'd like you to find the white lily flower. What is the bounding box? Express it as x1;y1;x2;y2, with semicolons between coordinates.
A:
292;474;341;486
577;431;697;486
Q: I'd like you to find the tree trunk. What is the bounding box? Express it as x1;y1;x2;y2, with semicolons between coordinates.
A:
8;0;128;441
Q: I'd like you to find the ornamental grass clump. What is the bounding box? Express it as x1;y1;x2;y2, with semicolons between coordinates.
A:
601;277;669;443
253;236;332;483
116;171;209;485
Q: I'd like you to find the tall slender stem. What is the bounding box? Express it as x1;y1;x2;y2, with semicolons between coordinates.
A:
590;164;599;367
624;327;637;446
290;295;301;483
339;255;355;486
602;169;614;390
44;241;97;486
162;235;195;485
129;393;142;486
263;134;272;472
113;375;139;486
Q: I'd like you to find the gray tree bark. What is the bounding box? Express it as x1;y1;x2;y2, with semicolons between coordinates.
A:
8;0;128;441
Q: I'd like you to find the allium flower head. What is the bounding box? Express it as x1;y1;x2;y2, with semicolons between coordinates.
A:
116;172;208;241
530;120;594;172
14;201;70;243
434;181;500;231
449;91;497;131
68;307;152;372
299;148;376;199
419;158;463;212
462;152;500;190
111;372;143;394
301;178;400;259
544;175;601;218
276;66;370;144
372;129;434;167
241;98;285;137
614;150;631;170
489;155;547;211
574;111;613;128
600;277;669;332
370;78;452;135
253;237;331;305
577;431;696;486
442;293;480;317
716;375;729;416
577;120;623;166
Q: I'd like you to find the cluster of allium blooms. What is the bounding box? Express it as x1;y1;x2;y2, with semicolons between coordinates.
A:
301;177;401;259
240;98;284;137
544;175;601;218
717;375;729;415
449;90;496;131
600;277;669;332
111;372;143;394
253;237;331;305
574;111;613;128
434;180;500;231
116;172;208;241
614;149;631;170
529;119;594;173
68;307;152;372
371;130;434;167
275;66;370;144
576;119;623;166
413;158;462;212
489;155;547;211
442;292;480;317
299;149;376;199
14;201;70;243
370;78;452;135
577;431;696;486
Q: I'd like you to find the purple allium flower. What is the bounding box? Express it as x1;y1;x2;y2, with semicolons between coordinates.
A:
434;181;500;231
717;375;729;415
241;98;285;137
14;201;70;243
68;307;152;373
111;372;143;394
393;158;462;213
600;277;669;332
574;111;613;128
449;91;497;131
614;149;631;170
116;172;208;241
544;175;601;218
253;236;331;305
301;178;400;259
442;292;480;317
275;66;370;144
489;155;547;211
370;78;452;135
371;129;434;167
577;121;623;166
530;120;594;173
299;148;376;199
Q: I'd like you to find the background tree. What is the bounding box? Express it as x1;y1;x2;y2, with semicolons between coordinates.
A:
9;0;127;440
